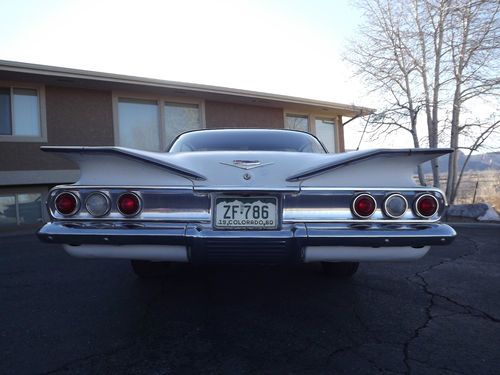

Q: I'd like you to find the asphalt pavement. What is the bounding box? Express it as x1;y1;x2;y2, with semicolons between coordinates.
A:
1;225;499;375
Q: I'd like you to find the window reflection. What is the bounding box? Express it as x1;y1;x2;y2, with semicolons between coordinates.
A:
118;98;160;151
164;103;201;148
13;88;41;136
0;196;17;226
315;118;336;153
0;88;11;135
0;193;43;227
17;193;42;224
285;114;308;132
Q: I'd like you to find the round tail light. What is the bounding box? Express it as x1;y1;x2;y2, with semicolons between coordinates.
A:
117;192;141;216
352;193;377;218
55;192;79;216
414;194;439;218
85;192;111;217
383;193;408;218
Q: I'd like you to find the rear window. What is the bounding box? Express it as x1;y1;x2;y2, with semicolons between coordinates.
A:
168;129;326;153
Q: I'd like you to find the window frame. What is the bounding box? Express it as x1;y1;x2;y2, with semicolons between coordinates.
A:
284;110;342;153
0;82;47;142
112;91;206;151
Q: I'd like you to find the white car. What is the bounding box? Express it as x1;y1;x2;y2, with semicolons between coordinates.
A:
37;128;456;278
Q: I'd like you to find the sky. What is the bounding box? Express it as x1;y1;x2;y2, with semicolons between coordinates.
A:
0;0;366;99
0;0;451;150
0;0;379;149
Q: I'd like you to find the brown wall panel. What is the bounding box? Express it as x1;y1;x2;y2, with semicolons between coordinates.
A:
0;86;114;171
205;101;284;129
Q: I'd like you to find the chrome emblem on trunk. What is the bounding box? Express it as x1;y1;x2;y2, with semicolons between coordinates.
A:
220;160;274;170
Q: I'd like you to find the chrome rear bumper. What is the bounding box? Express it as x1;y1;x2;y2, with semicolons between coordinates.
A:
38;221;456;246
38;221;456;263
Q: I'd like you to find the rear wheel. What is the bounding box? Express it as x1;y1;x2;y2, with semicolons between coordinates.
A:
130;260;170;279
321;262;359;278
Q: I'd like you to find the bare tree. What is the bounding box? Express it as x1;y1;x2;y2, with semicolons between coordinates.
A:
347;0;500;198
363;106;427;184
409;0;451;188
346;0;428;184
445;0;500;201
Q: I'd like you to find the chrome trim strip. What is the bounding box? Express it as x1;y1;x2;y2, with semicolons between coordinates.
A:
300;186;442;192
283;218;441;224
53;185;194;190
219;161;275;170
194;186;300;192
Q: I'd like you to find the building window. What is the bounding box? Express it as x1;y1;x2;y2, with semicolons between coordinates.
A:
0;193;42;229
164;102;201;147
315;117;336;153
118;98;160;151
116;95;203;151
285;114;309;132
285;112;338;153
0;86;44;140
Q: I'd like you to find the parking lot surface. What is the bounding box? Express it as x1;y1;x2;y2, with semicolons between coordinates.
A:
1;225;499;375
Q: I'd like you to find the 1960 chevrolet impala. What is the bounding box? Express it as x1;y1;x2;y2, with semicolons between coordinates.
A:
37;128;456;278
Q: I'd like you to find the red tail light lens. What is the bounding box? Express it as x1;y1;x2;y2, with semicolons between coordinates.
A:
414;194;438;218
352;193;377;218
117;193;141;216
55;192;79;216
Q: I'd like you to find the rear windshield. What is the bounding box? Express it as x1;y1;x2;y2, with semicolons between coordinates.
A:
168;130;326;153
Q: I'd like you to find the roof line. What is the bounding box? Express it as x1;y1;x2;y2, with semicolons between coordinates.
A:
0;59;375;116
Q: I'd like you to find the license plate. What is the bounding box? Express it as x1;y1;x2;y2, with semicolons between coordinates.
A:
215;196;278;229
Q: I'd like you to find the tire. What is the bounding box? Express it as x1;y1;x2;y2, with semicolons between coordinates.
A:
130;260;170;279
321;262;359;279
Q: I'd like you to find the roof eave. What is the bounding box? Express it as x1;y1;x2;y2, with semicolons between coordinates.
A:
0;59;375;117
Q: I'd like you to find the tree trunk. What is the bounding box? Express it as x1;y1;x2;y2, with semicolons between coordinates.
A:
446;85;461;203
410;118;426;186
424;92;440;187
429;0;448;189
412;0;442;188
451;148;473;204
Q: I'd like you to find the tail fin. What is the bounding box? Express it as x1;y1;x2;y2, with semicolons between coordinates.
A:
287;148;452;181
41;146;206;181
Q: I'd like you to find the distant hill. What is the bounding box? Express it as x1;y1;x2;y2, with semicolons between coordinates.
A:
420;150;500;174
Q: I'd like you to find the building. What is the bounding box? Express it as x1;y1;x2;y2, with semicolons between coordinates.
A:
0;60;372;231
